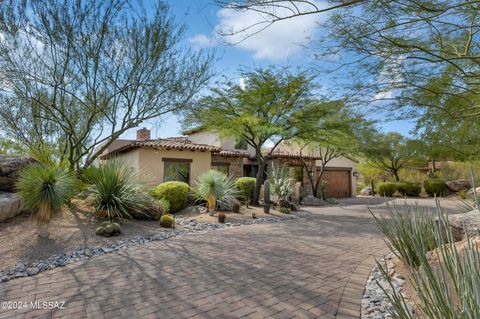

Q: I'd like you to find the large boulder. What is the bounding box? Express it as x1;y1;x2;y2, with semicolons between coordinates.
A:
448;209;480;239
446;179;471;193
0;156;36;192
301;195;326;206
0;192;26;222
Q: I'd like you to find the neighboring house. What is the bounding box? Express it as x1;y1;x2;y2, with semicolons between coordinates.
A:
100;128;357;198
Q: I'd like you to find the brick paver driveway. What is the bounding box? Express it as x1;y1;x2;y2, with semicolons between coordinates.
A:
0;198;401;319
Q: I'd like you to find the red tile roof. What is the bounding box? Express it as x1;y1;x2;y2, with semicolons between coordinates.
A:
100;138;221;158
268;150;323;160
212;150;251;158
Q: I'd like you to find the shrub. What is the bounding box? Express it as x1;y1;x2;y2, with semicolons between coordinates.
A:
279;207;291;214
191;170;238;214
424;178;447;197
376;203;480;319
232;200;240;213
377;182;398;197
159;215;174;228
397;182;421;197
234;177;256;203
95;221;121;237
150;181;190;213
84;161;153;222
371;203;437;268
268;164;293;202
16;163;77;235
326;198;338;205
157;199;171;215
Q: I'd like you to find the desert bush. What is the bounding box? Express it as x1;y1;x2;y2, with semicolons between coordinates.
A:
159;214;174;228
85;161;153;222
234;177;256;203
157;198;171;215
16;163;77;234
191;170;238;213
371;203;437;268
268;164;293;202
150;181;190;213
279;207;291;214
377;182;398;197
424;178;447;197
397;182;421;197
95;221;121;237
376;203;480;319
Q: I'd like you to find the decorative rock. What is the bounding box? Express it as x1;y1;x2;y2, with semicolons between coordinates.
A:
0;155;36;192
301;195;326;206
446;180;471;192
360;187;373;196
0;192;26;222
448;209;480;239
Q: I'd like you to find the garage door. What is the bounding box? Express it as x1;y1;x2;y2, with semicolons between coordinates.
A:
320;169;351;198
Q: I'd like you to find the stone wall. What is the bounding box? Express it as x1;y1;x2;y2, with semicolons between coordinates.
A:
211;155;244;178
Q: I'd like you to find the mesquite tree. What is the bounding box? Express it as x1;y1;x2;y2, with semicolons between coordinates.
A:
0;0;212;170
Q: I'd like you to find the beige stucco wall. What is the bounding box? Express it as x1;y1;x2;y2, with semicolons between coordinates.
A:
130;148;212;186
188;131;256;157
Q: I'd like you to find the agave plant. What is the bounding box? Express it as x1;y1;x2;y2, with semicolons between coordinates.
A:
83;161;153;222
268;164;293;204
192;170;238;216
16;163;77;237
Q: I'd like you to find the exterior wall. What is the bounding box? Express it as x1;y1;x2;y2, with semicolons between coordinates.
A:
211;155;244;178
115;148;212;186
92;139;132;167
188;131;256;157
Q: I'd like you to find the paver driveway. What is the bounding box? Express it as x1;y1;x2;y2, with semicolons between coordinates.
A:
2;198;455;319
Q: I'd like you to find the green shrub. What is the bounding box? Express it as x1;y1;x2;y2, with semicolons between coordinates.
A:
159;214;174;228
424;178;447;197
377;182;398;197
191;170;238;213
157;199;170;215
279;207;291;214
326;198;338;205
150;181;190;213
84;161;153;222
397;182;421;197
234;177;256;202
371;203;437;268
16;163;77;232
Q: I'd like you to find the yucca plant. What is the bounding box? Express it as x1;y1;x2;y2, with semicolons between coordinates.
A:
371;202;438;268
192;170;238;216
268;164;293;204
16;163;77;237
376;201;480;319
83;161;153;222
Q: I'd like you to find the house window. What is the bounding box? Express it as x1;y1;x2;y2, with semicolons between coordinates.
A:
212;162;229;175
234;138;248;150
163;158;191;184
289;166;303;182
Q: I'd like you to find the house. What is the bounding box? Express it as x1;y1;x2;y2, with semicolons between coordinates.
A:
100;128;357;198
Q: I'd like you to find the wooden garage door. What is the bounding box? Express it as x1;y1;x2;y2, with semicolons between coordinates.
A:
320;169;351;198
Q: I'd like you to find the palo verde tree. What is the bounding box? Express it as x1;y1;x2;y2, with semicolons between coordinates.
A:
0;0;212;170
361;132;417;182
183;67;339;205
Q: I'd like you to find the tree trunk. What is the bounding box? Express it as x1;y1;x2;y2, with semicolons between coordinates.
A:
252;160;266;206
393;170;400;181
313;169;325;198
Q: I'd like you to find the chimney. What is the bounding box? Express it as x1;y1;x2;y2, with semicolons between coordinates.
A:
136;128;151;141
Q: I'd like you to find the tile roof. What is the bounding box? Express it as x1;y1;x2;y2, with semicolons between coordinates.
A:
100;138;221;158
268;150;323;160
212;150;251;158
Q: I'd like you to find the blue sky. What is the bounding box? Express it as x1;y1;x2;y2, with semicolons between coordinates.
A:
128;0;415;140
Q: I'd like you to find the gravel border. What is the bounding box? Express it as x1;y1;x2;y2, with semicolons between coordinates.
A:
0;212;304;283
361;253;413;319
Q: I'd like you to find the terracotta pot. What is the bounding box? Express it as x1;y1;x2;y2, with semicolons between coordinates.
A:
218;212;226;223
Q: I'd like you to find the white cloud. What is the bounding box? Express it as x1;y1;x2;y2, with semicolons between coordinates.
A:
188;34;216;48
239;77;246;89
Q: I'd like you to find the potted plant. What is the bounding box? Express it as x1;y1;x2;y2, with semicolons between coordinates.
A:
218;212;226;223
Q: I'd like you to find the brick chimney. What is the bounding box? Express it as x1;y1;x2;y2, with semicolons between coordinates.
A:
136;128;151;141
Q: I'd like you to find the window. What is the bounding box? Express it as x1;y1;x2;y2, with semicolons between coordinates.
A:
212;162;229;175
289;166;303;182
163;159;191;183
234;138;248;150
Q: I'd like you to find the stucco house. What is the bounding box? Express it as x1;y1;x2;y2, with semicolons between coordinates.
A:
100;128;357;198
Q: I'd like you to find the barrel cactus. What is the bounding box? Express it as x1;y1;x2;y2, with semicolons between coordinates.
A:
159;215;174;228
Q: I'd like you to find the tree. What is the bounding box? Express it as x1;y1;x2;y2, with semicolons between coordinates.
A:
0;0;212;170
362;132;417;181
183;67;341;205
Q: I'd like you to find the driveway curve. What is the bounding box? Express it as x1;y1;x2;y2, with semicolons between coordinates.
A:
0;199;401;319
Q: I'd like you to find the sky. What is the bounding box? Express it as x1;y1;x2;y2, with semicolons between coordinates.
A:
129;0;416;140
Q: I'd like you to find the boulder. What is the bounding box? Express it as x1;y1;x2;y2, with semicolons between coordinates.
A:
0;156;36;192
467;187;480;195
301;195;326;206
360;187;373;196
446;180;471;193
0;192;26;222
448;209;480;239
278;199;298;211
